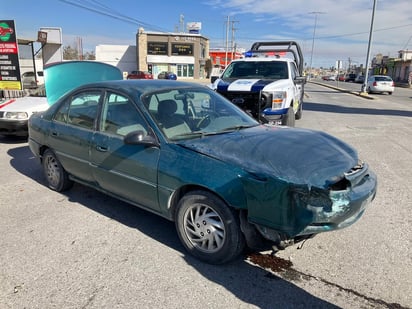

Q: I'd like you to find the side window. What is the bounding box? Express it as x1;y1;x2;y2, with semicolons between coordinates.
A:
54;91;101;130
290;63;298;80
100;92;148;136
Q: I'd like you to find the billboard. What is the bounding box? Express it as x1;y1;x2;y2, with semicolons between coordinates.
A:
0;20;22;90
187;22;201;34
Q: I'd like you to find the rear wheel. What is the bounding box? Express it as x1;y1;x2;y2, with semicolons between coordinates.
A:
175;191;245;264
42;149;73;192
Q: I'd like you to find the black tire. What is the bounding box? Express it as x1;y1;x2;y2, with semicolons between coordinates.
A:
175;190;245;264
42;149;73;192
282;106;295;127
295;102;303;120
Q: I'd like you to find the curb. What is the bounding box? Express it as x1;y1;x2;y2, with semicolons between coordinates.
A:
309;81;375;100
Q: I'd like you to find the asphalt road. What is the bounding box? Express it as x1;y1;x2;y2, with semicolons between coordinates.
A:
0;82;411;309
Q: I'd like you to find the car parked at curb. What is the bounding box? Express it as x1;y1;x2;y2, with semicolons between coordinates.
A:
126;70;153;79
355;74;365;84
157;71;177;80
366;75;395;94
344;73;357;82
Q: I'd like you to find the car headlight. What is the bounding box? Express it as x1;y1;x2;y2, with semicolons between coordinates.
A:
5;112;29;120
269;91;287;109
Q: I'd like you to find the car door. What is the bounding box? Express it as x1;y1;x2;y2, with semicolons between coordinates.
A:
90;91;161;211
289;62;303;111
48;90;102;182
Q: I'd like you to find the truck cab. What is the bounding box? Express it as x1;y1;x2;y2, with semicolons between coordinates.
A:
211;41;306;126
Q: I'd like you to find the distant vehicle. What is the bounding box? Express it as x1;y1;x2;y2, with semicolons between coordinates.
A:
322;75;336;81
345;73;357;82
21;71;44;89
338;74;346;81
0;86;49;137
127;70;153;79
366;75;395;94
355;74;365;83
158;71;177;80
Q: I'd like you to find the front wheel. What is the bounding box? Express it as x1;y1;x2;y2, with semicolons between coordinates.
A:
42;149;73;192
295;102;303;120
282;106;295;127
175;191;245;264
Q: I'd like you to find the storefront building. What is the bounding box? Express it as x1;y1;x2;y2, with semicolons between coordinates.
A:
136;27;209;79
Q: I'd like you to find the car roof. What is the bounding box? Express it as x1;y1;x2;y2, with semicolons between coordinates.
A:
70;79;205;96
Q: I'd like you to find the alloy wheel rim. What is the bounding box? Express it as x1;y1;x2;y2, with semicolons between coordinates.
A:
45;155;60;187
183;204;225;253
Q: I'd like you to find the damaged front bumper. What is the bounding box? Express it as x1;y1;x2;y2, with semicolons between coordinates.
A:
243;162;377;247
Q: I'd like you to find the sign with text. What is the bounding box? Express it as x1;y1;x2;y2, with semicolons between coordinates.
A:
171;43;193;56
0;20;21;90
147;42;168;55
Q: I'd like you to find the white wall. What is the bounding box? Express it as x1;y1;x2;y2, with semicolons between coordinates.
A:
95;45;137;75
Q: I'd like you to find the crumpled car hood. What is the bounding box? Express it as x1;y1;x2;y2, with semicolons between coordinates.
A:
179;125;358;188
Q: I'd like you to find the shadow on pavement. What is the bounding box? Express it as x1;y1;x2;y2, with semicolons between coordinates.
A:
304;101;412;117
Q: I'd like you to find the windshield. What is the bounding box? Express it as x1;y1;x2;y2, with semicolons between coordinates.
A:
142;87;259;140
222;61;288;79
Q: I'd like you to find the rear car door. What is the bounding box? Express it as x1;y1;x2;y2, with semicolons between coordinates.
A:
49;90;102;182
90;91;161;211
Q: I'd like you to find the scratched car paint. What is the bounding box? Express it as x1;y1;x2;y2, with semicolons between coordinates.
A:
28;61;377;264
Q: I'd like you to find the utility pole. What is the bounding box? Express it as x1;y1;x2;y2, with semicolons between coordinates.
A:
308;11;326;79
361;0;377;93
225;16;230;68
230;20;239;62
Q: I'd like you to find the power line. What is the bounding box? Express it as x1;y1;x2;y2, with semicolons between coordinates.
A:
57;0;170;32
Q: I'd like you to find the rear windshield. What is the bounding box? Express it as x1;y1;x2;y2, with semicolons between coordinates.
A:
375;76;392;82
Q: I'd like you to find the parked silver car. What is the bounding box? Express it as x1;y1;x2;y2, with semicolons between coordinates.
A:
366;75;395;94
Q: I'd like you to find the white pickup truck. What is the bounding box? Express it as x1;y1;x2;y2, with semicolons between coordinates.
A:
211;41;306;126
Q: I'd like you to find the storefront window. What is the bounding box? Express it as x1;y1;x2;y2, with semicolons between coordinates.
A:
177;64;194;78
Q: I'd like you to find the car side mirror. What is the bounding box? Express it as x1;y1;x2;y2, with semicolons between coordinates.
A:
211;76;218;83
124;130;159;147
294;76;307;85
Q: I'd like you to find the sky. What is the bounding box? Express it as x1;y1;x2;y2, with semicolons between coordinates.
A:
2;0;412;69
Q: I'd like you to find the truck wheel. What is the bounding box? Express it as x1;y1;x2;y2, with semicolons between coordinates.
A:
282;107;295;127
295;103;303;120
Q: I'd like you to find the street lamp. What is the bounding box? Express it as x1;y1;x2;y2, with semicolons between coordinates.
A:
308;11;325;79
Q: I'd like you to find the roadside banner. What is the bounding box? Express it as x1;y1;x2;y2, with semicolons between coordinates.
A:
0;20;22;90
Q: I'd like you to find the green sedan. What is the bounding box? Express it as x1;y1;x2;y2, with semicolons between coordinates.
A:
28;63;377;264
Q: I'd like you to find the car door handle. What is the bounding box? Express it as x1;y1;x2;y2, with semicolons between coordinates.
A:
96;145;108;152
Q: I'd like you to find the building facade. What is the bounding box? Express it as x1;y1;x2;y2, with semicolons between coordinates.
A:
136;28;210;79
209;48;244;69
